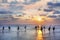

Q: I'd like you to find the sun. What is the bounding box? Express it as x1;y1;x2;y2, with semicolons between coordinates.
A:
37;17;42;21
35;16;42;21
32;16;43;21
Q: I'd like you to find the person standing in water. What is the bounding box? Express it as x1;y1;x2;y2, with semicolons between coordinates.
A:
53;27;55;31
35;26;37;29
48;27;51;31
24;25;27;32
41;26;43;31
8;26;11;30
2;26;4;30
17;26;19;30
24;25;26;30
2;26;4;33
43;26;45;31
43;26;45;29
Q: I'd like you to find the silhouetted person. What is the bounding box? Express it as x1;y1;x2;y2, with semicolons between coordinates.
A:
24;25;26;30
2;26;4;33
43;26;45;29
35;26;37;29
53;27;55;31
38;26;39;29
24;25;27;32
8;26;11;30
43;26;45;31
2;26;4;30
17;26;19;30
48;27;51;31
41;26;43;31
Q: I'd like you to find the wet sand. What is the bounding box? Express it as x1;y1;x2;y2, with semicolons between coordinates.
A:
0;25;60;40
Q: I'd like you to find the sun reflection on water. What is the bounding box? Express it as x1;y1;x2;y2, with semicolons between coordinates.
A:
36;30;43;40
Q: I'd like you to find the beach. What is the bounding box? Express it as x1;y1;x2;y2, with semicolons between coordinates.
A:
0;25;60;40
0;0;60;40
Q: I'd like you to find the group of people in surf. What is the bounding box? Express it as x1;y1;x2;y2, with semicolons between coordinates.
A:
35;25;55;31
2;26;11;30
2;26;27;31
2;25;55;32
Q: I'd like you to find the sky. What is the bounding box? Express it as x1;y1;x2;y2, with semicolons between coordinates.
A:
0;0;60;25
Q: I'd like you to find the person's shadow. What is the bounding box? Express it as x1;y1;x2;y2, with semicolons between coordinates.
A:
17;31;20;40
53;30;56;40
48;30;56;40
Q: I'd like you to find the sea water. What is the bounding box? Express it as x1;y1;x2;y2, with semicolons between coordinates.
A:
0;25;60;40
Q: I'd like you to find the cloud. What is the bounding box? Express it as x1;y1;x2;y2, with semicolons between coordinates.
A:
0;8;12;14
1;0;60;24
44;8;53;12
21;0;41;5
47;2;60;7
0;20;9;24
47;15;57;18
9;4;24;11
47;2;60;15
8;0;41;5
0;14;20;24
0;11;12;14
53;11;60;14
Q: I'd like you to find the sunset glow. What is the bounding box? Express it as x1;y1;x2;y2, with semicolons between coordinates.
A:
32;16;42;21
36;30;43;40
0;0;60;25
0;0;60;40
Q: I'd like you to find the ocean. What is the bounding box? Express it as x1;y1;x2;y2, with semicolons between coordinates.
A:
0;24;60;40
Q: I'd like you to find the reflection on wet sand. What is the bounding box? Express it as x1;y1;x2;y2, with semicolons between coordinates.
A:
0;25;60;40
17;31;20;40
36;30;43;40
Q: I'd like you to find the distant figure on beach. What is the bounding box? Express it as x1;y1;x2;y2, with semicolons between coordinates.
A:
53;27;55;31
8;26;11;30
35;26;37;29
37;25;39;29
48;27;51;31
2;26;4;30
43;26;45;31
17;26;19;30
43;26;45;29
41;26;43;31
24;25;26;30
38;25;39;28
